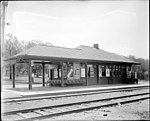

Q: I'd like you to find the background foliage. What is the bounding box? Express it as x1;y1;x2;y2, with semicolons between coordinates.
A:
4;34;52;78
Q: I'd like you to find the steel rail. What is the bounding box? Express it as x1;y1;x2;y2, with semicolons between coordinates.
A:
19;96;149;121
2;85;149;103
3;92;149;116
5;93;149;121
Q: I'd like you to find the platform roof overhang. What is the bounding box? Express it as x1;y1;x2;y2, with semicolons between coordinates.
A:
5;45;140;65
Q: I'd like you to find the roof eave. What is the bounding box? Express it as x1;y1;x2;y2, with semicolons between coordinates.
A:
4;54;140;65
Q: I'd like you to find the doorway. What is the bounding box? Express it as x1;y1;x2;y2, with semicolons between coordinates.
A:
87;64;98;85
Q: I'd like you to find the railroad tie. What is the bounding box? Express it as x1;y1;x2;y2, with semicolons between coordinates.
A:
50;108;64;113
42;109;55;114
34;110;48;115
17;113;30;119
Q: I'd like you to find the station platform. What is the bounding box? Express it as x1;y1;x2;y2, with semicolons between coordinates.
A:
1;81;149;100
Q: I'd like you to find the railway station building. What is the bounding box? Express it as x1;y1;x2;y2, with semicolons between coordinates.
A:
6;44;139;90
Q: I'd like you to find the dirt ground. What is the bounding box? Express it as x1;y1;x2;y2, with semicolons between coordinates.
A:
42;99;149;120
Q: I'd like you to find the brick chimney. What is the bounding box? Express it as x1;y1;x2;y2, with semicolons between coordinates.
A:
93;44;99;49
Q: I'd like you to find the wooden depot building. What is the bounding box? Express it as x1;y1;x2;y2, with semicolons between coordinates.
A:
6;44;140;89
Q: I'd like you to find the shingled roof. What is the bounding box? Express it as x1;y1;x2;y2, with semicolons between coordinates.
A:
7;45;139;64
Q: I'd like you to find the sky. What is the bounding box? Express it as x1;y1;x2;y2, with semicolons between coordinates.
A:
5;1;149;59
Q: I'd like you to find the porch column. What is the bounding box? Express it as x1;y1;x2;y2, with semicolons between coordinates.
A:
28;61;32;90
42;63;45;87
61;62;65;87
9;65;12;80
97;65;99;84
58;65;60;78
85;63;88;86
12;64;15;88
125;65;127;79
111;64;114;83
48;65;50;78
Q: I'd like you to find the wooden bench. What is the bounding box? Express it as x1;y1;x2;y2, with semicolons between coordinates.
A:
127;78;138;84
46;79;86;86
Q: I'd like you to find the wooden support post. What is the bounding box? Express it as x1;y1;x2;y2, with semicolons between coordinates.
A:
28;62;32;90
48;65;50;78
125;65;127;79
48;65;51;78
12;64;15;88
61;62;65;87
85;63;88;86
97;65;99;84
58;65;59;78
42;63;45;87
111;64;114;83
9;65;12;80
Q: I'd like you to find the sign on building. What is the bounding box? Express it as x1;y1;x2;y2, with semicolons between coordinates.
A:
99;65;102;77
62;63;67;78
73;62;80;79
54;68;58;78
59;69;61;77
135;72;137;79
67;68;73;78
81;68;85;77
106;68;110;77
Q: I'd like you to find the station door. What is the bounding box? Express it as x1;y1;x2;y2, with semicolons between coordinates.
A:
88;64;98;85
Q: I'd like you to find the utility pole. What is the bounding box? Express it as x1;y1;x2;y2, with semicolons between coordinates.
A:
1;1;8;90
1;1;8;56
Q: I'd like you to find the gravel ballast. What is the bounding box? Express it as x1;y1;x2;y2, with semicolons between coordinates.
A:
41;99;149;120
2;89;149;113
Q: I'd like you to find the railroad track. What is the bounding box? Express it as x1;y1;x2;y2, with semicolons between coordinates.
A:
2;85;149;104
2;91;149;121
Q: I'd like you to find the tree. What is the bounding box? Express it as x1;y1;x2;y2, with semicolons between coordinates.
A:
128;55;136;62
4;34;22;58
4;34;22;79
128;55;149;81
21;40;52;77
21;40;52;51
4;35;53;78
